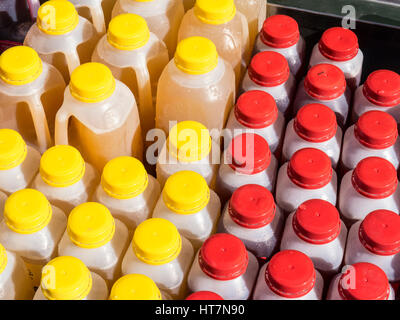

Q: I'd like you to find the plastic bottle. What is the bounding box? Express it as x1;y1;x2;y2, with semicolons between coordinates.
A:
282;104;342;168
186;291;223;300
24;0;98;83
152;171;221;251
339;157;400;224
254;14;305;78
253;250;324;300
92;13;169;138
155;36;235;137
34;256;108;300
93;156;160;231
0;46;65;152
55;62;143;173
241;51;296;116
121;218;194;299
0;189;67;290
341;110;400;171
218;184;284;259
187;233;259;300
112;0;184;58
0;129;40;194
275;148;337;214
32;145;99;215
292;64;350;128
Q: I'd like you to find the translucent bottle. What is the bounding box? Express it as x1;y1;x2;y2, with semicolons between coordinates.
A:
93;156;160;231
178;0;250;86
0;189;67;290
155;36;235;136
34;256;108;300
24;0;98;83
152;171;221;251
0;46;65;152
92;13;169;138
121;218;194;299
55;62;143;173
32;145;99;215
58;202;130;285
112;0;184;58
0;129;41;195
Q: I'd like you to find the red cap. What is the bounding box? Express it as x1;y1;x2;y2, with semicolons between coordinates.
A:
265;250;316;298
186;291;224;300
227;133;271;175
363;70;400;107
229;184;276;229
235;90;278;129
260;15;300;48
199;233;249;281
354;110;398;149
294;103;337;142
293;199;341;244
248;51;290;87
359;210;400;256
338;262;390;300
318;27;359;61
351;157;398;199
287;148;333;189
304;64;346;100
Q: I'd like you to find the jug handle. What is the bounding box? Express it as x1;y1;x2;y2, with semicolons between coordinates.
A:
28;95;52;153
239;12;251;67
64;50;81;76
134;65;154;136
88;5;106;35
54;109;71;146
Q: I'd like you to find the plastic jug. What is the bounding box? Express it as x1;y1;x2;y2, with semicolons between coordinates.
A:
54;62;143;173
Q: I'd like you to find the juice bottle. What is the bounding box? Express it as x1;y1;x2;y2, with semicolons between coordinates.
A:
54;62;143;173
92;13;169;139
156;36;235;137
178;0;250;86
0;46;65;152
112;0;184;58
24;0;99;83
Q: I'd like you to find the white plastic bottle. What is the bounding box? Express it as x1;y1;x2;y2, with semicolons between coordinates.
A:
93;156;160;231
152;171;221;251
241;51;296;116
0;129;40;195
309;27;364;90
121;218;194;299
58;202;130;285
275;148;337;214
254;14;306;78
217;184;284;259
280;199;347;276
339;157;400;223
292;63;350;128
341;110;400;171
32;145;99;215
344;210;400;282
224;90;285;155
34;256;108;300
69;0;111;34
187;233;259;300
253;250;324;300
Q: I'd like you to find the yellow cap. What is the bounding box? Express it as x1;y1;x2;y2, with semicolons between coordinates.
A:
108;14;150;50
101;156;148;200
0;244;7;274
41;256;92;300
109;274;162;300
132;218;182;265
174;37;218;75
167;121;211;162
194;0;236;25
40;145;85;188
0;46;43;85
163;171;210;214
70;63;116;103
0;129;27;170
37;0;79;35
67;202;115;249
4;189;52;234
